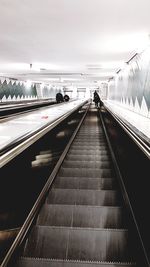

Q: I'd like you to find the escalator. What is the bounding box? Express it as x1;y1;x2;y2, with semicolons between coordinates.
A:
10;106;140;267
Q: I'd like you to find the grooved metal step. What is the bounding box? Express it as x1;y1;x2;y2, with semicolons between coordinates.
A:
66;155;110;161
75;137;105;140
68;150;109;156
37;204;125;229
47;189;120;206
70;145;108;151
72;139;106;143
15;257;136;267
22;226;133;262
76;136;104;138
62;160;112;169
78;131;102;133
72;141;106;145
53;177;116;190
58;168;114;178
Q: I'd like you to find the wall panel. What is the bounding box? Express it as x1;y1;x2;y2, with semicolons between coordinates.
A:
108;47;150;117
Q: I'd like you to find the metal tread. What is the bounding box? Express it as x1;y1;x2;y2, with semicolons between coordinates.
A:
68;152;109;156
47;188;120;206
65;155;111;161
53;177;116;190
33;225;128;231
58;167;114;178
15;257;136;267
72;144;105;147
37;204;125;228
39;203;123;208
62;160;112;169
70;146;108;150
22;226;133;262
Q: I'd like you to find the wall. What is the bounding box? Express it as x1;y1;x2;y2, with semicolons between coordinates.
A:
36;84;64;99
108;47;150;118
0;77;64;102
0;78;37;101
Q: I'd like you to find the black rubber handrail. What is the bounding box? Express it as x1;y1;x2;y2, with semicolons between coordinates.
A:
0;100;56;119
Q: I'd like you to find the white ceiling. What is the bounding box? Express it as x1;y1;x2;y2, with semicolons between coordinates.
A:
0;0;150;87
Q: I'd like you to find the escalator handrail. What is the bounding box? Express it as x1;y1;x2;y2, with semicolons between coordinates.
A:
0;100;88;168
104;105;150;159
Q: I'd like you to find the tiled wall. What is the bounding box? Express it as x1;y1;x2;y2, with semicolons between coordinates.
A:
108;48;150;118
0;79;37;101
0;78;63;101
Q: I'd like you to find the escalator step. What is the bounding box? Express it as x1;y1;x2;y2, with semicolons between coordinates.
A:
53;177;116;190
47;189;120;206
22;226;133;262
78;130;102;132
75;139;105;142
70;145;108;150
77;135;104;138
58;168;114;178
76;137;104;140
77;133;103;135
62;160;112;169
72;141;106;145
73;139;106;142
37;204;125;228
76;131;103;133
68;150;109;156
66;155;110;161
71;144;107;148
15;257;136;267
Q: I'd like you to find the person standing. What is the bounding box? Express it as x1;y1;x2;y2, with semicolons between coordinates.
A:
93;90;101;108
56;92;64;103
64;94;70;102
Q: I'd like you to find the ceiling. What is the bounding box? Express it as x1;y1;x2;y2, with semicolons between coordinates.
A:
0;0;150;87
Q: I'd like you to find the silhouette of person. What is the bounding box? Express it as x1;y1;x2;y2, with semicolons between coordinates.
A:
56;92;64;103
64;94;70;102
93;90;101;108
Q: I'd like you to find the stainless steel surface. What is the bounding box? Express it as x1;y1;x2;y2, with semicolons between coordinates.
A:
23;226;132;262
37;205;125;228
53;177;116;190
16;258;136;267
47;189;119;206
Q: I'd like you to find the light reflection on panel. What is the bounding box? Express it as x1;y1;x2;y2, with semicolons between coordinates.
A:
0;99;87;151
